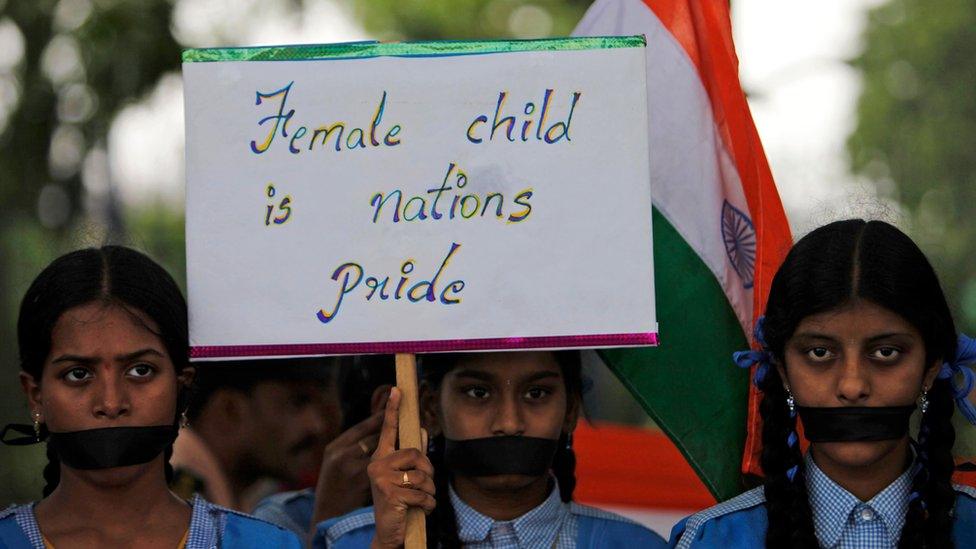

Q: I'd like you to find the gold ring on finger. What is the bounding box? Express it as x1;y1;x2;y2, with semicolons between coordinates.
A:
401;471;413;488
358;439;370;456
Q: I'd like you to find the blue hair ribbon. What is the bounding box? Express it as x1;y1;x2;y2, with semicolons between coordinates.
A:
938;334;976;425
732;316;772;387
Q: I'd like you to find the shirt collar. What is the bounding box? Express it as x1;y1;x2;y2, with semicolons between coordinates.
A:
449;479;569;547
805;452;914;547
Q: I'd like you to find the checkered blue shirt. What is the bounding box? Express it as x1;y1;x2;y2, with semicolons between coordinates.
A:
2;494;228;548
449;482;576;549
806;453;914;549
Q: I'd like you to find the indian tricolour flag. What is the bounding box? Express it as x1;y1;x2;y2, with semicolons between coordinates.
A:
574;0;792;500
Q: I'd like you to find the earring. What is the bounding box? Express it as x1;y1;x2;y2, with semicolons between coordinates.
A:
920;388;930;415
179;410;190;429
31;410;41;440
785;386;796;417
565;432;573;450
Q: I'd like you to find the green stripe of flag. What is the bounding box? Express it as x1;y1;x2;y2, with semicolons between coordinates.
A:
182;36;646;63
600;207;749;501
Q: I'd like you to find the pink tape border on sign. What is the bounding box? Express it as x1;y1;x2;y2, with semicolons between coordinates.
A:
190;332;659;358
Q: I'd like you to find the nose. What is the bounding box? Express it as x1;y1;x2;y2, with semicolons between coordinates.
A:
836;354;871;404
491;393;525;436
93;375;131;420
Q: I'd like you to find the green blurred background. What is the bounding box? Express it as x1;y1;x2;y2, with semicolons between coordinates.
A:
1;0;974;506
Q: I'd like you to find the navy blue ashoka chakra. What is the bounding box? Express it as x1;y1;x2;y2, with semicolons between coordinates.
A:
721;200;756;289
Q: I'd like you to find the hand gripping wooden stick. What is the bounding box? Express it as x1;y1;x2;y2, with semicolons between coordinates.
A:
395;353;427;548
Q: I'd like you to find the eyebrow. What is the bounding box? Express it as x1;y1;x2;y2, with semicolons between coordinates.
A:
791;332;916;343
50;348;165;365
452;369;562;384
791;332;839;341
115;348;166;362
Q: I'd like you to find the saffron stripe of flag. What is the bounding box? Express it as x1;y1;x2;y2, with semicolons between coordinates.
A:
573;0;792;499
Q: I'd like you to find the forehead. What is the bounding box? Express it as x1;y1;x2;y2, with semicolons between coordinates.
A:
446;351;562;381
792;299;919;340
49;302;166;357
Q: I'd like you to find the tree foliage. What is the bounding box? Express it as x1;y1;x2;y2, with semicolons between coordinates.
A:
848;0;976;331
346;0;590;41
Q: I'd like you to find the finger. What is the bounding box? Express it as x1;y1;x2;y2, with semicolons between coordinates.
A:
420;428;428;456
357;434;380;458
396;469;436;497
381;448;433;476
373;387;401;459
393;488;437;514
332;410;384;448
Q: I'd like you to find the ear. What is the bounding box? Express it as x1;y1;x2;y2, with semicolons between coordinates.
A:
210;389;249;427
922;359;942;391
419;381;441;436
178;366;196;389
19;372;43;420
369;384;392;415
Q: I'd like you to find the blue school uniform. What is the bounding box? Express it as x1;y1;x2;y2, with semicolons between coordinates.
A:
314;483;667;548
0;494;302;549
253;487;315;539
669;454;976;548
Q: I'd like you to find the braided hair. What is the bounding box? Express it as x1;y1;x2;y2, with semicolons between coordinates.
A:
420;351;583;548
759;219;957;548
18;246;190;497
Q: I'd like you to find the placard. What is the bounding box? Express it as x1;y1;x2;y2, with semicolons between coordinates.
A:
183;37;657;358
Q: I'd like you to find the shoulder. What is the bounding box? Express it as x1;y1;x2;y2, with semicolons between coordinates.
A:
0;504;18;521
0;503;38;548
954;484;976;546
670;487;767;549
954;484;976;522
192;496;302;548
312;507;376;549
570;503;667;546
252;488;315;538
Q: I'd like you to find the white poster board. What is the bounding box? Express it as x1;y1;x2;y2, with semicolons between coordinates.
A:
183;37;657;359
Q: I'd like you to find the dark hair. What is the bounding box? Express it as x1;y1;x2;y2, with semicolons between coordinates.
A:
759;219;957;548
17;246;190;497
419;351;582;549
185;356;338;422
338;355;396;430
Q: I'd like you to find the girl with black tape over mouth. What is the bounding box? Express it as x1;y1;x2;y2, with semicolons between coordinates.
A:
671;219;976;548
315;350;667;548
0;246;300;548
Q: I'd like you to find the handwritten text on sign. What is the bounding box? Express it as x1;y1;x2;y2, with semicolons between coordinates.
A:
183;38;657;358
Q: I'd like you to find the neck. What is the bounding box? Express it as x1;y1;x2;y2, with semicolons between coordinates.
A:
451;474;552;521
809;438;912;501
37;456;185;528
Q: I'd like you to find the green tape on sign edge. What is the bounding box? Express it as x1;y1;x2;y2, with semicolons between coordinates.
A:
182;36;646;63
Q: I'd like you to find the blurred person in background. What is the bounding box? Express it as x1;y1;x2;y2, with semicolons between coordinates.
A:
172;357;342;511
253;354;395;540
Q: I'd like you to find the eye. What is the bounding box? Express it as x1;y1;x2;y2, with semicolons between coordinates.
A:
126;363;156;379
870;347;901;361
805;347;835;362
463;386;490;400
63;367;93;383
524;387;552;401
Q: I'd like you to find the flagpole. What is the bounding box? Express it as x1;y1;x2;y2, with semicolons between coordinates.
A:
395;353;427;548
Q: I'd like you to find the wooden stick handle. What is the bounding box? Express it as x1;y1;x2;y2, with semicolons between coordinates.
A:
395;353;427;549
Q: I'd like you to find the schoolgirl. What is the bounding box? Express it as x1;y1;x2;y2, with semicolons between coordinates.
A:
316;350;667;548
0;246;300;548
671;220;976;548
